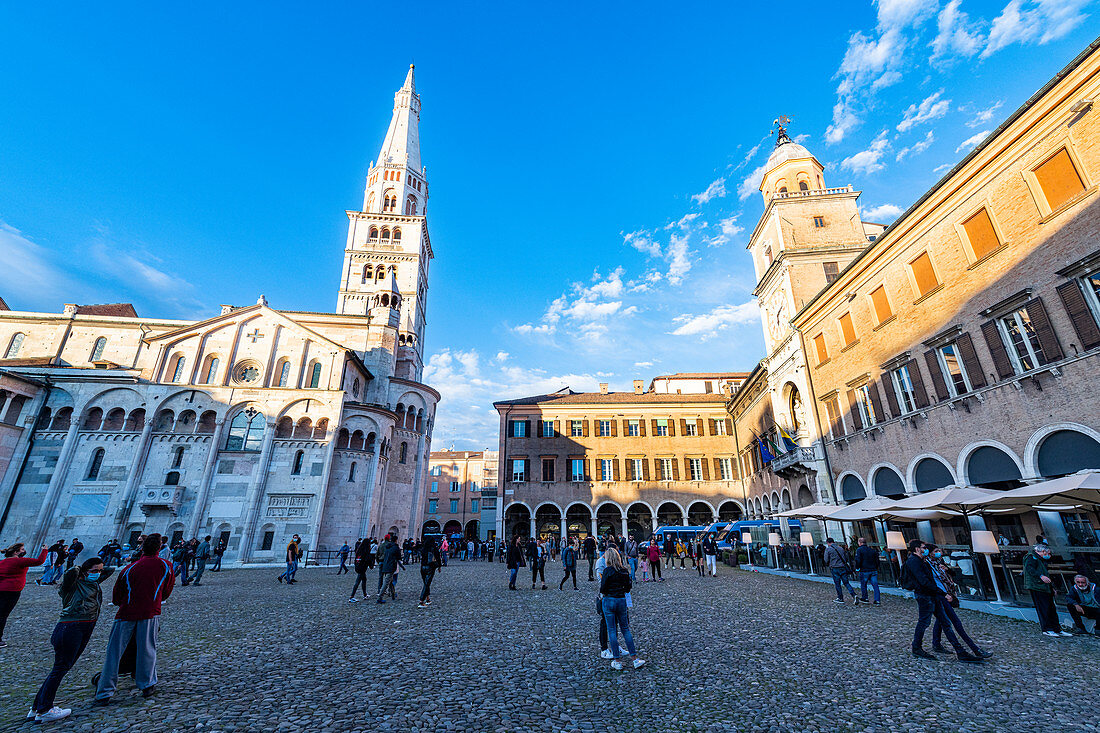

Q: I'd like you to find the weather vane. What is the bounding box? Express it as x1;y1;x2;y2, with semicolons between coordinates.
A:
772;115;792;146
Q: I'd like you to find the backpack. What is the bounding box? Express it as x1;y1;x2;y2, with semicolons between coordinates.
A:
376;543;386;562
898;561;916;591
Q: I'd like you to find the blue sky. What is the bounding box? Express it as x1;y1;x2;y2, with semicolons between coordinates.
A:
1;1;1097;449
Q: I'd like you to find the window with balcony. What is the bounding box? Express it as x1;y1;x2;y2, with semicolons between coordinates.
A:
854;384;876;428
997;307;1048;374
936;342;973;397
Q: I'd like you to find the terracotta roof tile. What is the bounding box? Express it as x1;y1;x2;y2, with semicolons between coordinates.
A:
74;303;138;317
494;391;729;407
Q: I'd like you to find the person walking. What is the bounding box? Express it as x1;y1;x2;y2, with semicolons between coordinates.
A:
277;534;301;585
418;537;442;608
338;541;351;575
192;536;211;587
1065;573;1100;634
853;537;880;606
531;538;547;590
662;535;675;570
823;538;858;605
171;541;190;587
0;542;49;647
646;540;662;582
348;539;372;603
559;538;578;590
376;535;402;604
94;534;175;704
210;539;225;572
506;536;524;590
599;548;646;670
1024;543;1071;637
624;535;639;581
583;534;598;581
927;545;992;658
901;539;982;663
65;538;83;570
702;533;719;577
41;540;67;585
28;556;116;723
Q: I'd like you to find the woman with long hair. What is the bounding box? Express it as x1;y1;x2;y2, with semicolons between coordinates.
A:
506;535;525;590
0;542;48;648
599;548;646;670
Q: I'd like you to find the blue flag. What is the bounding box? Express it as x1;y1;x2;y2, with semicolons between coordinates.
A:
758;438;775;464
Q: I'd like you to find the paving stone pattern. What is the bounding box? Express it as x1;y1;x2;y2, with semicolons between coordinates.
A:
1;560;1098;732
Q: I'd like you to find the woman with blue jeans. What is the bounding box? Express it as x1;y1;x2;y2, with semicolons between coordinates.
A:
506;536;524;590
598;548;647;670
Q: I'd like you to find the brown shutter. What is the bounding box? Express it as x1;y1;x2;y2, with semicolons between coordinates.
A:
679;418;687;435
1057;280;1100;349
650;419;658;436
908;359;930;408
639;419;646;437
671;457;680;481
642;459;650;481
1025;297;1064;363
582;420;589;438
846;389;863;430
584;459;591;482
591;419;599;437
701;457;710;481
536;420;543;437
696;418;704;436
867;381;886;423
553;420;560;437
923;349;950;401
712;457;721;479
613;459;620;481
668;419;676;437
829;398;846;438
524;459;530;481
882;372;901;417
725;418;733;435
956;333;987;388
980;320;1015;379
611;420;618;437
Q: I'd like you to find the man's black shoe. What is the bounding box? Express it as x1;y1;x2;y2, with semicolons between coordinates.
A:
931;644;948;653
277;575;283;583
957;653;984;664
912;649;939;660
977;650;994;659
91;698;110;707
142;685;156;698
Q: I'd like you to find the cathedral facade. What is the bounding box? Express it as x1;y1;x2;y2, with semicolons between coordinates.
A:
0;66;439;563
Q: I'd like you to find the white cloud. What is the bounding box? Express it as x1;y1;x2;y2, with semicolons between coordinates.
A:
665;234;691;284
665;212;701;230
840;131;891;174
862;203;905;222
670;302;760;338
622;229;695;284
623;229;662;258
737;162;768;200
933;162;954;174
515;268;640;340
982;0;1090;58
0;222;71;309
733;142;762;171
634;361;653;368
494;351;509;363
709;215;744;248
955;129;990;153
691;177;727;205
967;100;1004;127
895;130;935;161
931;0;984;61
896;90;950;132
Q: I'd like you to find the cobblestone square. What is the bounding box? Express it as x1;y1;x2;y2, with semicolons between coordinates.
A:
1;560;1098;732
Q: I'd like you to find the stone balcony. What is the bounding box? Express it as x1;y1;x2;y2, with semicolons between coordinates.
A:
769;446;818;478
138;486;185;515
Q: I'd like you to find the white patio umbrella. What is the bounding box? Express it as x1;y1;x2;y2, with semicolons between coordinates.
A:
772;503;845;519
875;485;1000;515
960;471;1100;512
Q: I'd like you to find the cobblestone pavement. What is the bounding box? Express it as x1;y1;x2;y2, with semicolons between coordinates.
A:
1;559;1098;733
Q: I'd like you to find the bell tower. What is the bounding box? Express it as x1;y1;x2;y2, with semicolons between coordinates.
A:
337;65;433;381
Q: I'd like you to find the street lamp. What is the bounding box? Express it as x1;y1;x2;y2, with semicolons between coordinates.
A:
800;531;815;575
885;531;907;579
768;532;781;569
742;531;753;569
972;530;1007;604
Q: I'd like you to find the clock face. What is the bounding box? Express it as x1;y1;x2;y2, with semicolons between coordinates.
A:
769;298;788;340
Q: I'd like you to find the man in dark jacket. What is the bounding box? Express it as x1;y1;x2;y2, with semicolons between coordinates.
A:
702;534;718;577
94;534;175;704
1023;543;1067;636
506;536;525;590
902;539;980;663
1066;574;1100;634
559;538;578;590
376;536;402;604
823;538;858;605
192;536;211;586
853;537;880;605
583;535;598;581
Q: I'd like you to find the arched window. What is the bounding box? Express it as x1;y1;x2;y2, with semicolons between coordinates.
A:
103;408;125;431
276;359;291;388
798;181;809;191
778;186;788;194
292;450;304;475
362;265;372;284
308;362;322;389
348;462;357;482
376;269;386;282
225;409;266;451
381;228;391;241
169;354;187;383
82;407;104;431
276;416;294;438
87;448;105;480
5;332;25;358
368;226;379;241
172;446;185;468
399;441;408;464
165;471;180;486
90;337;107;361
405;196;417;215
203;356;220;385
366;194;376;213
392;228;401;241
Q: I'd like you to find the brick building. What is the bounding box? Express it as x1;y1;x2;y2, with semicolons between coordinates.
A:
423;450;492;540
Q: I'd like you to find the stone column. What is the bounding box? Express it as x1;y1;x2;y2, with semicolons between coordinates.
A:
405;433;428;537
114;416;158;539
621;516;628;538
359;447;382;539
529;516;536;538
32;420;81;548
187;417;227;538
238;421;277;563
0;393;46;511
306;422;341;551
589;515;597;537
559;513;567;543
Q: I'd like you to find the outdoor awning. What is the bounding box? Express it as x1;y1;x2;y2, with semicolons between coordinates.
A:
875;486;997;514
959;471;1100;512
773;503;845;519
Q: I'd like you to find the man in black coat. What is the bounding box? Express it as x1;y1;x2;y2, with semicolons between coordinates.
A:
583;535;598;581
902;539;981;663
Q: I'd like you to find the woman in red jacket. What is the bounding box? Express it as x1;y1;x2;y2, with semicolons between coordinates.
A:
0;542;49;647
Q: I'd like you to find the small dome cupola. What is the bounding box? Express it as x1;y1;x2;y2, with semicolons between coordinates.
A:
759;116;826;202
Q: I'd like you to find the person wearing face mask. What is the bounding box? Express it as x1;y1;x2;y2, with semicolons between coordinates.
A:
1065;573;1100;634
1024;543;1071;637
900;539;982;663
926;544;992;659
0;542;49;648
27;557;116;723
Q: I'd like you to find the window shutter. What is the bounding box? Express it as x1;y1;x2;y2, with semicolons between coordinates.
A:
956;333;987;388
1057;281;1100;349
524;459;530;481
908;359;930;408
846;389;863;430
1025;298;1064;363
536;420;543;437
611;420;618;437
613;459;620;481
591;419;599;437
524;420;531;437
553;420;560;437
671;458;680;481
713;457;722;479
708;419;717;436
923;349;950;401
829;400;845;438
725;418;733;434
701;458;710;481
584;459;591;482
668;419;676;437
980;320;1015;379
582;420;589;438
642;459;650;481
650;419;658;436
639;419;646;437
696;418;704;436
679;418;687;435
883;374;901;417
868;381;886;423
